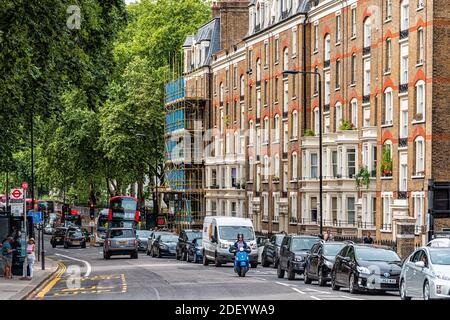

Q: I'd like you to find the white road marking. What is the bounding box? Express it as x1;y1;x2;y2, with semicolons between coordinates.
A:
303;288;331;294
55;253;92;277
340;295;364;300
275;281;291;287
310;295;321;300
292;288;306;295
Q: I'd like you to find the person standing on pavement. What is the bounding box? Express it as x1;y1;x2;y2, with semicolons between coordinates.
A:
21;238;36;281
2;237;15;279
323;230;334;242
363;231;374;244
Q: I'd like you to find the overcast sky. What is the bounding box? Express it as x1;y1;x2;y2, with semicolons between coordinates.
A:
125;0;140;4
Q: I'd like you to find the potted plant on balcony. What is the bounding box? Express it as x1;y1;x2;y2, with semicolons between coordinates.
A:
380;146;392;177
303;129;315;137
339;120;354;131
272;176;280;183
224;115;231;127
355;167;370;197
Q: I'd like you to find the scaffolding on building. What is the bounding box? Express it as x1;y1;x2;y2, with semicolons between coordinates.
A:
163;60;208;231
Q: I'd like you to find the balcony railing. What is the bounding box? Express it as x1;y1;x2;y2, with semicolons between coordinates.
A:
399;137;408;148
282;152;288;159
256;80;261;87
398;191;408;199
289;216;298;223
324;60;330;69
283;111;288;119
400;29;409;40
363;94;370;104
399;83;408;93
363;46;371;56
323;104;330;113
281;191;288;198
256;118;261;125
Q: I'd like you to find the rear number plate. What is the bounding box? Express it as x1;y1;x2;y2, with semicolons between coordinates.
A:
380;278;396;284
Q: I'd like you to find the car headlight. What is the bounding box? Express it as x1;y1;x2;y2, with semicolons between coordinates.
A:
435;272;450;281
250;243;257;250
160;244;168;250
357;266;371;275
324;260;334;269
294;256;304;262
219;242;229;249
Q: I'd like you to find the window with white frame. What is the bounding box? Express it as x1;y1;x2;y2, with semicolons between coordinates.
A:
363;18;371;48
248;49;253;72
292;110;298;138
226;132;231;154
335;102;342;131
275;38;280;62
291;194;297;219
273;193;280;221
249;120;254;145
249;157;254;180
283;47;289;71
234;132;239;155
264;155;269;180
384;87;393;125
417;28;424;64
263;116;269;143
347;197;356;225
314;108;320;135
264;42;269;66
351;7;357;37
385;38;392;72
351;54;357;84
363;106;370;127
363;58;371;96
256;58;261;82
314;67;319;94
240;75;245;96
324;115;330;133
332;150;338;177
336;14;341;42
263;193;269;220
274;114;280;142
292;152;298;180
400;0;409;32
257;89;261;118
413;192;425;233
350;99;358;128
283;80;289;112
347;148;356;178
311;152;318;179
314;24;319;51
324;34;331;63
386;0;392;20
292;28;297;55
335;59;341;89
220;82;224;104
415;136;425;175
274;154;280;178
415;80;425;120
283;122;288;153
325;72;331;105
400;43;409;85
417;0;424;9
382;193;393;230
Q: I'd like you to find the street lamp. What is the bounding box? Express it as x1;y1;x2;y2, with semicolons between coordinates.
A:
283;69;323;237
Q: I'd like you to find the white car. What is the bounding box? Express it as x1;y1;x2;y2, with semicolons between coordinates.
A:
400;247;450;300
427;238;450;248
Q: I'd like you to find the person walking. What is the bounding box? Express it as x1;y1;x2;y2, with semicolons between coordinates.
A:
323;230;334;242
2;237;15;279
363;231;374;244
21;238;36;280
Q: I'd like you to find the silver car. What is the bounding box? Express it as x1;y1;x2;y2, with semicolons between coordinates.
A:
400;247;450;300
103;228;138;259
427;238;450;248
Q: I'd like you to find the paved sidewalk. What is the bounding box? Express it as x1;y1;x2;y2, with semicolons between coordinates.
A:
0;258;58;300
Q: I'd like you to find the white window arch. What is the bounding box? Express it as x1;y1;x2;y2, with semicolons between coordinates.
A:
274;114;280;141
283;47;289;71
384;87;393;125
363;18;372;48
415;136;425;175
335;102;342;131
274;154;280;178
291;152;298;180
415;80;425;120
324;34;331;62
219;82;224;104
313;108;320;135
292;110;298;138
264;116;269;143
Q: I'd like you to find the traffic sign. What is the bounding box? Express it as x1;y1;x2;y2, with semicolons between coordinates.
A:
11;203;24;216
27;211;42;224
22;182;28;190
10;188;24;200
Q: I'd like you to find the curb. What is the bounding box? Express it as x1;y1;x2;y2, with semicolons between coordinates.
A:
20;259;60;300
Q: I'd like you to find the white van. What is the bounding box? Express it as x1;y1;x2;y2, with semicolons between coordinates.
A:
202;216;258;267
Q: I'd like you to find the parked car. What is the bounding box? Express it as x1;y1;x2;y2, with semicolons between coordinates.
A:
176;229;202;260
304;241;346;286
103;228;138;259
202;216;258;268
153;233;179;258
147;231;171;256
331;244;402;294
44;224;55;235
50;227;68;248
277;235;320;280
136;230;153;252
261;234;285;268
400;247;450;300
186;238;203;263
64;228;87;249
427;238;450;248
256;235;269;264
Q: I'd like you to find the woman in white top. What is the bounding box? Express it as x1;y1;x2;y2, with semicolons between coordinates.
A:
21;238;36;280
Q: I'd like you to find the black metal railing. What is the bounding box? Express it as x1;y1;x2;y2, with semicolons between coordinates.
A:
240;95;244;101
256;80;261;87
400;29;409;40
323;104;330;112
399;83;408;93
281;191;288;198
282;152;288;159
324;60;330;69
256;118;261;125
283;111;288;119
363;94;370;104
398;191;408;199
363;46;371;56
399;137;408;148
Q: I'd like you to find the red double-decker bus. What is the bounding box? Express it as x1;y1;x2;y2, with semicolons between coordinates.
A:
108;196;140;229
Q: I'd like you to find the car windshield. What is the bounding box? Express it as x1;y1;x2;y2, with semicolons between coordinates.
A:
160;234;178;242
219;226;255;241
324;244;346;256
355;248;401;262
55;229;66;235
291;238;319;251
429;249;450;265
137;230;152;238
186;231;202;241
68;231;82;237
195;239;203;246
109;229;134;239
275;235;284;245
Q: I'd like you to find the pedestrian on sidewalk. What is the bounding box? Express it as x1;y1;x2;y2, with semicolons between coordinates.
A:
21;238;36;281
363;231;374;244
2;237;15;279
323;229;334;242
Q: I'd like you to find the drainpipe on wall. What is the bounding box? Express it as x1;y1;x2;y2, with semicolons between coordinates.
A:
302;13;308;131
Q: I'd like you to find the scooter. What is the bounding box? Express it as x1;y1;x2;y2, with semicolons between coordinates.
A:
230;246;251;277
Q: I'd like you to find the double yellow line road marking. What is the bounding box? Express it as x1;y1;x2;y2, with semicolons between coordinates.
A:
35;262;67;299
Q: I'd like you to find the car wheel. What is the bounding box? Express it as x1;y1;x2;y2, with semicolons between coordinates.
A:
202;252;209;266
277;263;285;279
304;270;312;284
331;271;340;291
261;253;270;267
81;242;86;249
214;254;222;267
423;281;431;300
132;252;138;259
400;279;411;300
318;268;326;287
287;263;296;280
349;273;358;294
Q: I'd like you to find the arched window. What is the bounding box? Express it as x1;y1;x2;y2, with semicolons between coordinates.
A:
240;75;245;96
274;154;280;178
414;136;425;176
291;152;298;180
283;47;289;71
219;82;224;104
292;110;298;138
256;58;261;82
274;114;280;141
324;34;331;62
415;80;425;121
363;18;372;48
400;0;409;32
313;108;320;135
384;87;393;125
334;102;342;131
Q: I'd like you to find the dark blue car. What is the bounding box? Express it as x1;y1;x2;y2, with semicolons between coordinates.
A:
186;238;203;263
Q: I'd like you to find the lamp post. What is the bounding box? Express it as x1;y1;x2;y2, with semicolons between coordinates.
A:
283;69;323;237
